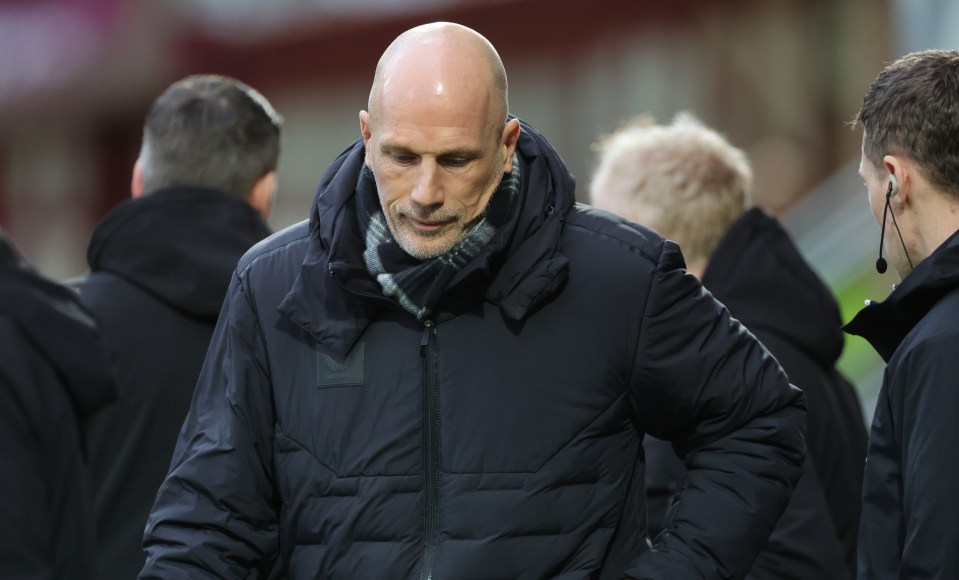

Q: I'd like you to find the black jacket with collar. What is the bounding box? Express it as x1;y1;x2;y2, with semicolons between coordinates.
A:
845;229;959;580
73;187;271;580
645;208;867;580
142;121;806;580
0;230;115;579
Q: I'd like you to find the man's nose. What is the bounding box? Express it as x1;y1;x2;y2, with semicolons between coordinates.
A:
410;161;444;207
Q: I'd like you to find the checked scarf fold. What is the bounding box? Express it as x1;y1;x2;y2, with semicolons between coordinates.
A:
355;157;521;320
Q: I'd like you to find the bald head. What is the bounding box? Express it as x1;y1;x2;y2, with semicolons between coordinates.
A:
367;22;509;128
357;23;521;260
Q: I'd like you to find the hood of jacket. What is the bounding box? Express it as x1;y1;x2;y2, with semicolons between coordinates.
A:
844;228;959;362
702;207;845;367
278;118;576;357
87;186;271;319
0;230;115;418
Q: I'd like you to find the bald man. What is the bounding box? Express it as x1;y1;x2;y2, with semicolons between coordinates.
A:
141;23;806;579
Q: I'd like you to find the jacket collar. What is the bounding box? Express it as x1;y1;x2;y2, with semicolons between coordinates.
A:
87;186;271;318
277;143;381;358
844;228;959;362
702;208;845;367
485;121;573;319
278;119;573;357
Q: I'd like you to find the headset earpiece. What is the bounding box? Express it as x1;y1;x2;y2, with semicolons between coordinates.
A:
875;172;914;274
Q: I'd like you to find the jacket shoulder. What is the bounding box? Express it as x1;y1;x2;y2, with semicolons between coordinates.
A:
917;287;959;337
237;219;311;276
885;287;959;368
565;203;666;267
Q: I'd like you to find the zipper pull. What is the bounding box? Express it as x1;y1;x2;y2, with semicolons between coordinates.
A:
420;319;434;357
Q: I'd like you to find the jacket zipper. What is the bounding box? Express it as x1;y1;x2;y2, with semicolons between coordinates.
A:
419;319;440;580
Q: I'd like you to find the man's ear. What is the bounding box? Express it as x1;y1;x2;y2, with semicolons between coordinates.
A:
248;171;277;220
883;154;908;205
360;110;373;167
501;118;521;174
131;158;145;198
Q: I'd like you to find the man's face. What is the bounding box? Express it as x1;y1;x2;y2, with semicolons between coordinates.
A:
360;104;516;260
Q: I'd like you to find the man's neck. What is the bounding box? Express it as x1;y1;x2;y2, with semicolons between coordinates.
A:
914;189;959;261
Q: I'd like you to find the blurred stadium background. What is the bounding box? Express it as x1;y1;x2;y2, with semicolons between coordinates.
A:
1;0;957;422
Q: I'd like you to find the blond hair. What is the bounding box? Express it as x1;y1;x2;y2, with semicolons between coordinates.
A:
590;113;753;264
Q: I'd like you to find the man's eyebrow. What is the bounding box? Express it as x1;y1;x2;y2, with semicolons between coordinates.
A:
438;148;482;159
380;143;414;155
379;143;482;159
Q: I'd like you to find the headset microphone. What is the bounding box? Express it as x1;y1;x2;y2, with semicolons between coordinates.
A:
875;177;898;274
876;252;887;274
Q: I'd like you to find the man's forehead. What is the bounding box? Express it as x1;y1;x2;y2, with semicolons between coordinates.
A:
378;67;491;112
373;92;494;134
376;121;490;152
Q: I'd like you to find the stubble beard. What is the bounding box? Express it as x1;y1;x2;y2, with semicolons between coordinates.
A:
388;207;464;260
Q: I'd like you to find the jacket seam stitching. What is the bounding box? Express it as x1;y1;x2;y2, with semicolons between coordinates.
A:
237;235;310;278
564;222;660;263
626;238;666;393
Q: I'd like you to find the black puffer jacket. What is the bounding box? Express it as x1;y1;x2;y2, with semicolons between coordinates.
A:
74;187;271;580
0;230;115;579
645;209;867;579
142;122;806;579
845;229;959;580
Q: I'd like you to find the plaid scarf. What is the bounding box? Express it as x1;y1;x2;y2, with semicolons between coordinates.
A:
356;158;521;320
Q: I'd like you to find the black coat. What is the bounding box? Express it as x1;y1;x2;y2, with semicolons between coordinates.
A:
73;187;270;579
645;208;868;579
142;121;806;579
844;229;959;579
0;230;115;579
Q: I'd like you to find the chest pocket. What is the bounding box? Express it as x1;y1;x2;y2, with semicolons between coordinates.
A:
272;329;424;478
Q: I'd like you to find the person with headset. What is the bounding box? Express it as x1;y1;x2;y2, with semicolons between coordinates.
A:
844;49;959;579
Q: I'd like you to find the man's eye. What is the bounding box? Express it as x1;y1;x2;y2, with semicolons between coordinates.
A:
392;153;416;164
441;157;468;168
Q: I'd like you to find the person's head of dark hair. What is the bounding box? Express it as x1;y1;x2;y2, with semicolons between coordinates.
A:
139;74;283;199
855;49;959;197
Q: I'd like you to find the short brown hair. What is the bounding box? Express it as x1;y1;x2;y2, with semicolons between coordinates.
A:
140;75;283;199
855;50;959;196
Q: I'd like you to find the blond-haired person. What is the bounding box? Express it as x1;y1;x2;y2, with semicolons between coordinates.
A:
592;113;867;580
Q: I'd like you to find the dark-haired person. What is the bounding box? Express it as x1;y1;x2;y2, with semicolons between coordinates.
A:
0;230;115;579
844;49;959;579
71;74;282;579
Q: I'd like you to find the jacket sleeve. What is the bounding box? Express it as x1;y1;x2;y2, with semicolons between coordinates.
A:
645;438;847;580
624;241;807;580
140;273;279;578
745;459;847;580
895;338;959;579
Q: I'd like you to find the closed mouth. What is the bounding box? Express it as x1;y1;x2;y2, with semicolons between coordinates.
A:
407;217;453;231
